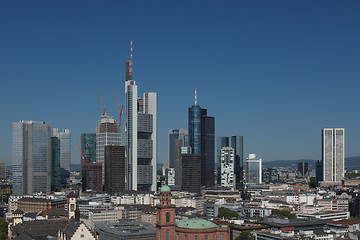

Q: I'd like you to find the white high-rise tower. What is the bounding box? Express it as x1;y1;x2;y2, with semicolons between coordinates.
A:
125;41;157;191
322;128;345;182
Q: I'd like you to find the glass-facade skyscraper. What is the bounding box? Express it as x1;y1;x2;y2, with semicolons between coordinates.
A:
188;104;215;187
231;136;244;189
81;133;96;163
168;129;188;168
52;128;71;172
51;137;61;191
245;154;262;185
12;121;51;195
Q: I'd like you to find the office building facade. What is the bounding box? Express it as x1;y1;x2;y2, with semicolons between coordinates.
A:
12;121;51;195
82;162;103;192
298;161;309;177
188;104;215;187
96;115;121;185
52;128;71;172
50;137;61;191
245;154;262;185
104;145;126;195
220;147;234;187
231;136;244;189
125;44;157;191
181;154;202;193
81;133;96;163
168;129;188;168
322;128;345;182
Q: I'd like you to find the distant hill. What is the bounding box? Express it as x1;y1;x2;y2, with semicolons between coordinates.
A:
263;156;360;170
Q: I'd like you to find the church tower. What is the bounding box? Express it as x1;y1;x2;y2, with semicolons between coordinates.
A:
67;191;80;221
156;185;176;240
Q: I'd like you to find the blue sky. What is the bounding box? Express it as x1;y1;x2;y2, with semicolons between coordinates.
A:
1;1;359;165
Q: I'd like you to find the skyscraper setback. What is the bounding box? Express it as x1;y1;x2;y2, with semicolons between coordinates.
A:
125;41;157;191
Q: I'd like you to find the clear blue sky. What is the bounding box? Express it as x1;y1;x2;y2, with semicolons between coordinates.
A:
1;1;360;165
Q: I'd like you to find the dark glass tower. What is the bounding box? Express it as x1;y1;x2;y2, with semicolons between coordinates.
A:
188;106;202;154
231;136;244;189
51;137;61;191
105;145;126;195
188;104;215;187
81;133;96;163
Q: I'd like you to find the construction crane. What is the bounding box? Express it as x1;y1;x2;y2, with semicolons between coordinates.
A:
288;184;310;204
77;143;88;164
114;88;124;130
98;90;106;115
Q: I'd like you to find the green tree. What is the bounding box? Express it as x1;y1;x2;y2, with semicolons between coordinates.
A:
0;219;8;240
271;209;296;219
217;207;239;219
235;231;255;240
309;177;316;188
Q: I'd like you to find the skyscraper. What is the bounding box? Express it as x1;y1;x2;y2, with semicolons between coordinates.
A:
188;90;215;187
52;128;71;172
96;115;121;185
231;136;244;189
168;129;188;168
125;41;157;191
220;147;234;187
105;145;126;195
81;133;96;163
50;137;61;191
245;154;262;185
181;154;202;193
217;137;229;185
12;121;51;195
322;128;345;182
297;161;309;177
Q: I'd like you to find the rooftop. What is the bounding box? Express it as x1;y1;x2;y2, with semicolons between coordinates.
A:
175;218;221;229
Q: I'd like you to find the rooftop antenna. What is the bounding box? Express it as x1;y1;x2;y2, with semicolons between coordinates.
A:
129;40;133;80
195;87;197;106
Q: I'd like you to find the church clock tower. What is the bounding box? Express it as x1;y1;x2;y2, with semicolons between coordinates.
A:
156;185;176;240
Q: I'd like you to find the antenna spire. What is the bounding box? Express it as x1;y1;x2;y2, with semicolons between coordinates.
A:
195;87;197;106
129;40;133;80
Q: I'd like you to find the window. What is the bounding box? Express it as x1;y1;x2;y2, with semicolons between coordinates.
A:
167;230;170;240
220;234;223;240
195;236;198;240
205;236;208;240
214;234;216;240
185;235;188;240
177;234;179;240
166;212;170;222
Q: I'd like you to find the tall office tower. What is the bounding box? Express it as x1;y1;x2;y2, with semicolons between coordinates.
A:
96;115;121;185
81;133;96;163
315;160;323;186
297;161;309;177
0;163;6;179
231;136;244;189
188;91;215;187
181;154;202;193
322;128;345;182
50;137;61;191
168;129;188;168
125;41;157;191
217;137;229;185
104;145;126;195
12;121;51;195
52;128;71;172
245;154;262;185
82;163;103;192
175;146;192;186
220;147;234;187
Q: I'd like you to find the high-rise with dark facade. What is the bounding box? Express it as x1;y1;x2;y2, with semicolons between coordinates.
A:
81;133;96;163
50;137;61;191
297;161;309;177
168;129;188;168
231;136;244;189
181;154;202;193
105;145;126;195
82;162;102;192
188;95;215;187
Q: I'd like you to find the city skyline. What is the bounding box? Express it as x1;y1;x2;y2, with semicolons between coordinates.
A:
1;1;360;165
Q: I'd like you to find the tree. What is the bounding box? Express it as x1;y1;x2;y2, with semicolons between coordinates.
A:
309;177;316;188
0;219;7;240
217;207;239;219
271;209;296;219
235;231;255;240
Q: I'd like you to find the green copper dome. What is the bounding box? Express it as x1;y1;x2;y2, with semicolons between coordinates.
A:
160;185;171;192
175;218;219;229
